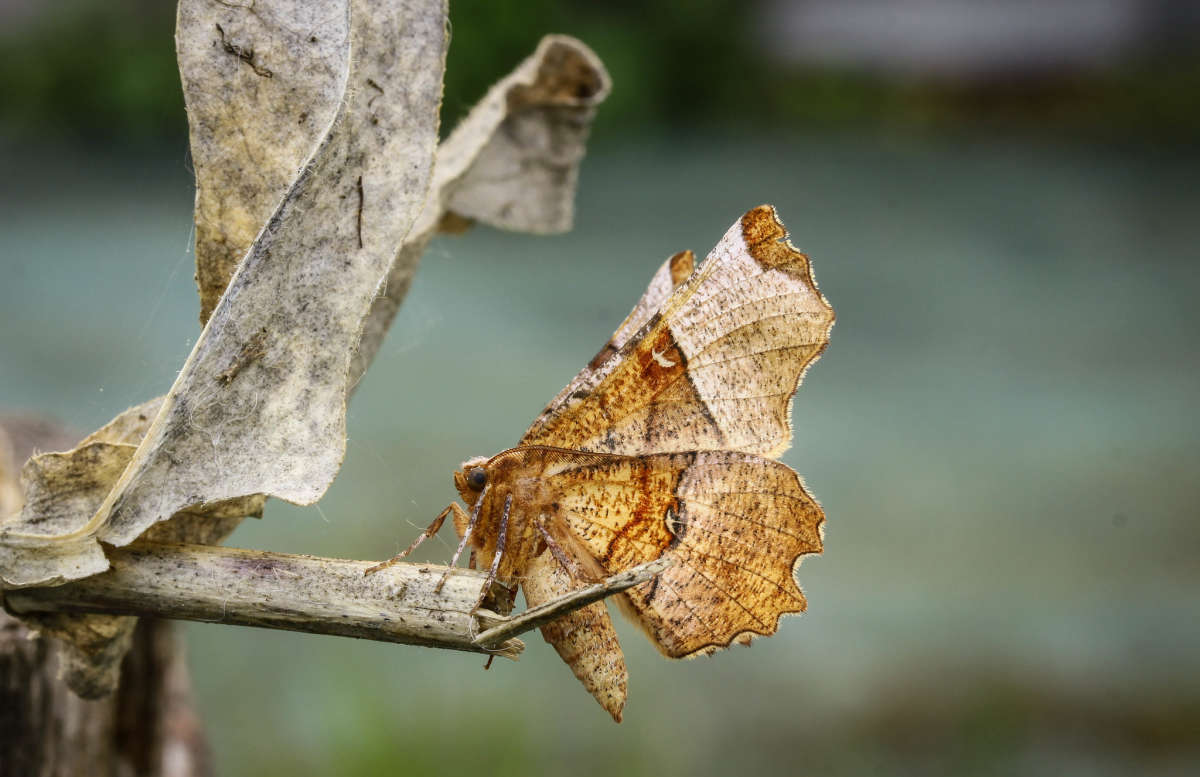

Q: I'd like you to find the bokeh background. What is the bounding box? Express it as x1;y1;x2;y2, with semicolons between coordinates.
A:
3;1;1199;775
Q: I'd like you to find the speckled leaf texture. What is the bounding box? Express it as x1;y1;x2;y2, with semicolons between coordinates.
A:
182;0;352;326
0;0;449;585
96;0;448;548
351;34;610;386
0;401;163;588
1;5;610;602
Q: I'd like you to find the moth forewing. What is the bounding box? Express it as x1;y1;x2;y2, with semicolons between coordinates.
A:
519;206;834;459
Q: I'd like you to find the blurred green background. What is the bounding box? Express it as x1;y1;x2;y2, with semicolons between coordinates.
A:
2;1;1199;775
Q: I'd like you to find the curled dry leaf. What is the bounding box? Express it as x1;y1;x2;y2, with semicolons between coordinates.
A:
0;401;264;694
0;443;133;589
91;0;447;549
0;401;161;588
180;0;351;326
0;411;142;696
0;0;448;587
438;34;611;234
351;33;611;385
2;4;610;645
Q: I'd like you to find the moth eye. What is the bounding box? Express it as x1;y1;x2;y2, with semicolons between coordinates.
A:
467;467;487;490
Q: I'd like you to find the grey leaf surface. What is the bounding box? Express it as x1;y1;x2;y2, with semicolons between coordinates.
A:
0;400;158;587
0;13;612;594
94;0;448;548
181;0;351;325
1;0;448;585
351;34;610;385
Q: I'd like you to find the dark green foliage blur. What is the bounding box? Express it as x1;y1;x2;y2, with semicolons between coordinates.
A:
0;1;186;145
4;0;1200;147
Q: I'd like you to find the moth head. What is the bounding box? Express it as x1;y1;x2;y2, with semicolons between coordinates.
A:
453;456;490;503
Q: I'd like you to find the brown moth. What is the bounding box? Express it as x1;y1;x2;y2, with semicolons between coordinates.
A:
371;205;834;721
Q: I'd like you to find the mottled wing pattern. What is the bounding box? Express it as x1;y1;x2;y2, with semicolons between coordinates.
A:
613;250;695;346
532;249;695;431
521;206;834;459
525;448;824;658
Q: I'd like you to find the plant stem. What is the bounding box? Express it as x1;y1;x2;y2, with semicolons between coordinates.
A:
4;543;669;662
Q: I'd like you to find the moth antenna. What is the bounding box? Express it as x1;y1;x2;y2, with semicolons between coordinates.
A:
472;493;512;611
436;483;489;593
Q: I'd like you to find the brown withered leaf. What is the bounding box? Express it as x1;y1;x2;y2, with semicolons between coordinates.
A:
0;416;138;699
0;398;258;583
0;442;134;588
374;206;834;721
437;35;610;234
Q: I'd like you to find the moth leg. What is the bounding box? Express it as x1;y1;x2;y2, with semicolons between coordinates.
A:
364;502;456;576
435;484;490;593
472;493;512;611
535;516;604;584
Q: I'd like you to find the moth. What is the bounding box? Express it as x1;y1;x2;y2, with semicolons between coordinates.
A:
372;205;834;721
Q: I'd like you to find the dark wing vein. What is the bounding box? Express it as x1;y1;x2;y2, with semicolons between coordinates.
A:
653;575;724;642
674;538;802;599
680;497;812;541
667;546;773;629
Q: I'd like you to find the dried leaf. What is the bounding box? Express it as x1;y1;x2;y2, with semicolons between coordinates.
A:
1;11;612;599
438;35;611;234
351;34;610;384
0;401;158;588
0;0;449;584
0;412;146;697
0;401;262;694
93;0;447;549
0;444;132;588
180;0;351;325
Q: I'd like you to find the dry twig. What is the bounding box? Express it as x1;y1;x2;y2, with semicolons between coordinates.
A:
3;543;668;661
